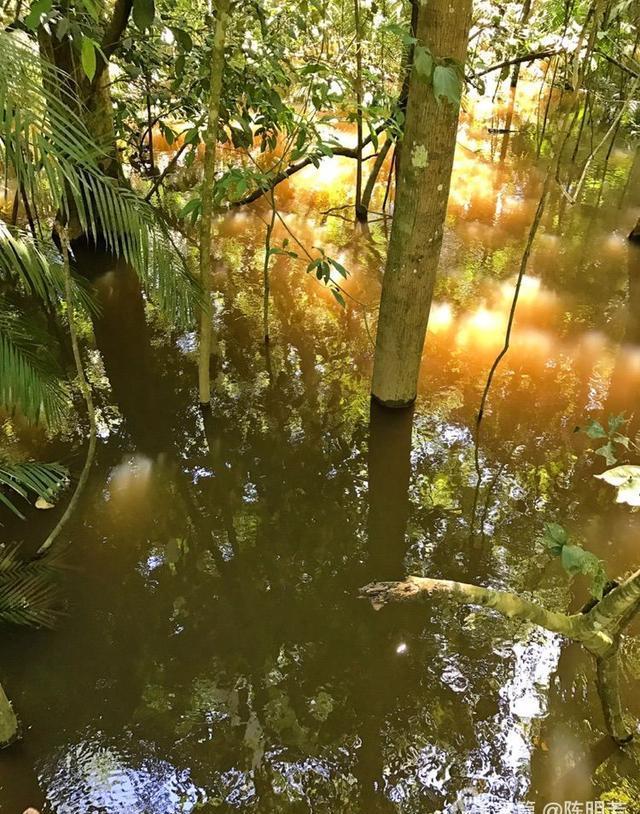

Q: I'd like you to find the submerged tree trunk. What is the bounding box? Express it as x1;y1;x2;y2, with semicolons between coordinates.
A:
596;649;632;744
0;680;18;748
371;0;473;407
198;0;231;408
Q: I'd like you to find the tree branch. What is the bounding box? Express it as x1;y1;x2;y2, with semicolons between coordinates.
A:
585;567;640;635
473;48;562;79
595;49;640;79
228;122;391;208
360;575;582;638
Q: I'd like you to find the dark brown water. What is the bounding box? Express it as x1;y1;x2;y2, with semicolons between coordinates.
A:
3;94;640;812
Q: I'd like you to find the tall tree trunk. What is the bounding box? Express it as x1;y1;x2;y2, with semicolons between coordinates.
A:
198;0;231;408
0;680;18;748
371;0;473;407
353;0;366;222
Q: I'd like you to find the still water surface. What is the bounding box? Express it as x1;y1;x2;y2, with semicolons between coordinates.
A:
2;92;640;812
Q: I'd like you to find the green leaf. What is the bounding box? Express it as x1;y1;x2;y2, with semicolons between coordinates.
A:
184;127;201;145
585;419;607;439
133;0;155;30
0;308;68;427
80;37;97;82
540;521;568;554
25;0;53;29
560;545;606;599
328;258;348;278
433;65;462;107
595;465;640;506
595;442;617;467
56;17;70;39
79;0;100;20
0;461;67;519
614;433;631;449
414;46;433;80
384;22;417;46
608;413;628;434
0;542;63;628
171;27;193;51
561;544;589;575
331;289;345;307
179;197;202;224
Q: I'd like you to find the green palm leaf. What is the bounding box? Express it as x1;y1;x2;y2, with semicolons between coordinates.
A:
0;224;96;313
0;307;69;426
0;32;198;328
0;460;68;519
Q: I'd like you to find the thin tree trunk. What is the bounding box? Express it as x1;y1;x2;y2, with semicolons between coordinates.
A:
0;679;18;748
353;0;366;222
371;0;473;406
499;0;533;163
145;74;156;177
262;190;277;344
198;0;231;408
360;138;393;220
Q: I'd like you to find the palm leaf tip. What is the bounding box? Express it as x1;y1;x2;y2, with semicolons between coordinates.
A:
0;461;68;519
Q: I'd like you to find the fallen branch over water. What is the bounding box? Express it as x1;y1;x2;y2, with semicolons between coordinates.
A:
360;568;640;744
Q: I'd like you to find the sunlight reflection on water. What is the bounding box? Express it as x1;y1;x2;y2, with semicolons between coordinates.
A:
40;736;206;814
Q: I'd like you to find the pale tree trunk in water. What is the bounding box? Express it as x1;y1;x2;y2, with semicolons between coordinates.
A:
198;0;231;408
371;0;473;407
0;680;18;748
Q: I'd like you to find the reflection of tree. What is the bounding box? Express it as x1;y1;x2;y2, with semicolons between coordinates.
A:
606;239;640;436
82;249;168;457
21;152;640;810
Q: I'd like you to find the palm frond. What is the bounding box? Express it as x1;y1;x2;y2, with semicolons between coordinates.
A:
0;543;62;628
0;307;69;426
0;460;68;519
0;32;198;328
0;224;97;314
0;223;56;303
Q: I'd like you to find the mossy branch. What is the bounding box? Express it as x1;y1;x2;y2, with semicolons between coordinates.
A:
360;575;583;638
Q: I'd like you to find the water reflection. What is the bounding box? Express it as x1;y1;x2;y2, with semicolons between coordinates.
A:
3;81;640;813
41;735;205;813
